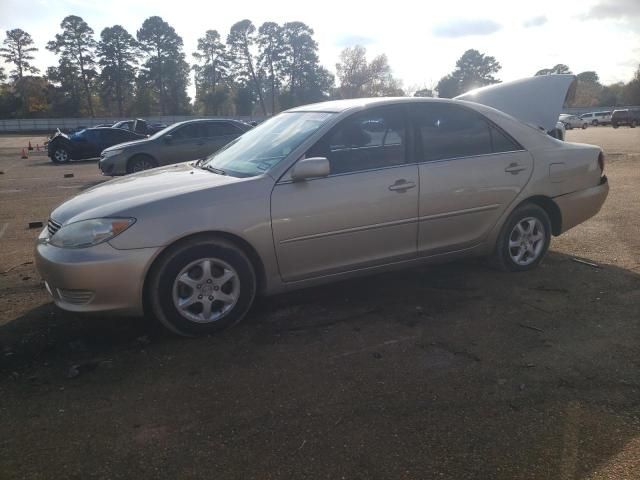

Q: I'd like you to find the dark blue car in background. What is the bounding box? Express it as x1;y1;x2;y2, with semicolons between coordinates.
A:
47;127;145;164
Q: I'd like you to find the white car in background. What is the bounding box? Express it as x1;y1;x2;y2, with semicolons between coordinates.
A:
559;114;588;130
580;111;612;126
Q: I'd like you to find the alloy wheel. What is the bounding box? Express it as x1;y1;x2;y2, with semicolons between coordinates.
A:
54;149;68;162
172;258;240;323
508;217;546;266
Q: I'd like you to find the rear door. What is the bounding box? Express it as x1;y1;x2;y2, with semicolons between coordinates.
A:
411;102;532;256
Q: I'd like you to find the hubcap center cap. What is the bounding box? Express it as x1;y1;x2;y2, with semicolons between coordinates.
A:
201;284;214;296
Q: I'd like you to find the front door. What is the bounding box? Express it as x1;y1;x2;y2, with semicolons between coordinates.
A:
411;103;532;256
271;106;419;282
158;123;203;165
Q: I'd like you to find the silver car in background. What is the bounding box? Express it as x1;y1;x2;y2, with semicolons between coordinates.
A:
36;75;608;336
99;118;252;175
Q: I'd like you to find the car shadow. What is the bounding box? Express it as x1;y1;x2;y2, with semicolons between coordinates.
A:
1;250;639;478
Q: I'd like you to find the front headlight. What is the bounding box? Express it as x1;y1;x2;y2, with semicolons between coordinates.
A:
49;218;135;248
102;149;123;158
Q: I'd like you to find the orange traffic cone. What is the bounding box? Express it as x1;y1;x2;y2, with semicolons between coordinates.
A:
21;148;28;159
28;141;33;151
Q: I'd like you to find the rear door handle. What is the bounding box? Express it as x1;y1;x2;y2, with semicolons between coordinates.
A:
388;179;416;192
505;163;526;174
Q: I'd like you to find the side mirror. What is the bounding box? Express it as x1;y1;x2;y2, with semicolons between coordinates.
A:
164;134;173;143
290;157;330;181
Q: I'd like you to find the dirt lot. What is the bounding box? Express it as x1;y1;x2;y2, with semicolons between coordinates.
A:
1;127;639;479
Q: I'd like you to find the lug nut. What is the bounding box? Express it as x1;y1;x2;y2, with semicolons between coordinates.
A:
198;295;203;299
208;296;213;301
206;279;212;284
213;286;219;291
197;284;201;289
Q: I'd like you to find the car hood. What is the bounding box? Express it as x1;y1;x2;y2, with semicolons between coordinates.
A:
455;74;577;133
50;162;244;224
103;137;151;151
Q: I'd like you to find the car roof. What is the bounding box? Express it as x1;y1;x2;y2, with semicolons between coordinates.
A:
170;118;243;127
287;97;458;113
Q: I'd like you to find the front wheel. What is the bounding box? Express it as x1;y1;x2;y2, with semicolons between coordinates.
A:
147;237;257;336
592;120;599;126
492;204;551;272
582;123;588;129
127;155;157;174
51;146;70;164
631;120;637;128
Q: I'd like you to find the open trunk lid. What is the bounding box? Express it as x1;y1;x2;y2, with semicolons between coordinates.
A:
455;74;577;133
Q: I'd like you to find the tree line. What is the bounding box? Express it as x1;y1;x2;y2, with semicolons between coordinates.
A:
0;16;639;119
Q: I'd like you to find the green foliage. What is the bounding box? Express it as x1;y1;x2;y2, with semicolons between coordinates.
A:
192;30;229;115
47;16;98;116
336;45;403;98
0;29;39;80
137;16;191;115
227;19;266;115
436;49;501;98
257;22;286;114
97;25;139;116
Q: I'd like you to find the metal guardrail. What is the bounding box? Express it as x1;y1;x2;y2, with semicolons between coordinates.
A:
0;115;267;133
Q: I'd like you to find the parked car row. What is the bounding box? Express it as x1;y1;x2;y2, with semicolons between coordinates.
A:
580;111;611;126
47;118;254;172
558;109;639;130
611;109;640;128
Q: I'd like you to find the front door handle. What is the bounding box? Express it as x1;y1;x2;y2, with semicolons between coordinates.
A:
388;179;416;192
505;163;526;174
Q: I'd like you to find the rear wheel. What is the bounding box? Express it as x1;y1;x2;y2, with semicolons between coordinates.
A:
51;146;70;164
631;120;637;128
592;120;599;126
147;237;257;336
127;155;157;173
582;123;587;129
492;204;551;272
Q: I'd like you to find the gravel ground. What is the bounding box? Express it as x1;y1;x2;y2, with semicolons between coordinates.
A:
0;127;639;479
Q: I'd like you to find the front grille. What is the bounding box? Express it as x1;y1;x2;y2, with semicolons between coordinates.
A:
56;288;94;305
47;219;62;237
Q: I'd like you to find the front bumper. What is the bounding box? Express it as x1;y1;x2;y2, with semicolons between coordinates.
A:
555;176;609;234
35;232;159;316
98;154;127;176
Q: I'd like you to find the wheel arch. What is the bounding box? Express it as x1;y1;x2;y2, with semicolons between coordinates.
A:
514;195;562;236
142;230;267;316
127;153;158;173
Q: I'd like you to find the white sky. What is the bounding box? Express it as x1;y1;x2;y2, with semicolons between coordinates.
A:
0;0;639;100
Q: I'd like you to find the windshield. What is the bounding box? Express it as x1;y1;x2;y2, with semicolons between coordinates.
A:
201;112;334;177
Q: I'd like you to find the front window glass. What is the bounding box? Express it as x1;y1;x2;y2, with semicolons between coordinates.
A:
202;112;334;177
306;107;407;175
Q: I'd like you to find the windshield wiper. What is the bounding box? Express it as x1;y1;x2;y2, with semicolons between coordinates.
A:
204;164;226;175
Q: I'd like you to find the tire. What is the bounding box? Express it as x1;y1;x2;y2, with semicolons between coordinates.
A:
51;146;70;164
127;154;157;174
631;120;637;128
612;123;619;129
582;123;587;129
592;120;598;126
147;236;257;336
492;204;552;272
